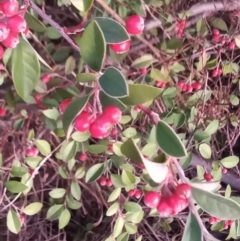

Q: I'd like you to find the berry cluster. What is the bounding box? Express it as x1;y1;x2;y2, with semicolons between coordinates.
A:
59;98;122;139
99;177;113;187
128;188;142;199
144;183;191;217
25;146;39;157
155;80;167;88
212;29;236;49
0;0;27;58
177;81;202;92
175;20;186;38
209;217;234;229
110;15;144;54
212;68;222;77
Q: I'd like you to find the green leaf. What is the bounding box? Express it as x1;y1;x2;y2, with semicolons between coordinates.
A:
35;139;51;156
25;12;46;32
62;141;77;162
46;205;64;221
62;95;90;138
205;120;219;135
131;54;154;69
125;211;144;224
181;212;202;241
113;216;125;238
11;166;27;177
23;202;43;215
7;209;21;234
124;202;142;213
46;27;61;39
194;131;210;142
119;84;162;105
76;21;105;72
111;174;125;187
117;232;129;241
87;144;107;154
70;181;81;200
199;143;212;159
49;188;66;199
65;56;76;75
59;209;71;229
99;67;128;98
94;17;129;43
70;0;93;12
220;156;239;168
76;73;96;83
42;109;59;120
156;120;187;158
66;194;82;210
4;181;27;193
106;202;119;216
75;166;86;179
108;188;121;202
85;163;104;183
210;17;228;31
125;223;137;234
11;38;40;102
122;170;135;185
72;131;90;142
192;187;240;220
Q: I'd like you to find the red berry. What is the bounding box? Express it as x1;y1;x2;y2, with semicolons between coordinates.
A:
192;82;202;90
42;74;51;84
134;105;141;112
177;81;185;88
74;111;93;132
111;128;118;136
213;34;220;42
128;189;135;197
176;30;183;38
169;194;188;215
34;94;42;104
182;84;188;92
157;197;172;217
108;144;113;151
134;189;141;199
0;106;6;116
209;217;217;224
99;177;106;186
229;41;235;49
125;15;144;35
19;215;25;224
89;115;111;139
175;183;191;199
110;39;131;54
179;19;186;27
186;85;193;93
212;68;219;77
0;22;9;41
223;221;229;229
79;152;87;162
7;15;27;33
221;36;226;44
59;98;72;113
1;0;19;16
103;106;122;124
106;178;113;187
213;29;220;36
218;68;222;75
222;167;228;174
25;147;38;157
204;173;212;182
23;27;29;35
227;220;234;226
2;32;19;48
32;147;39;157
140;68;147;75
144;191;161;208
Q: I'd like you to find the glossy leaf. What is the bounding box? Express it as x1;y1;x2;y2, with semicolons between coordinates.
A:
124;202;142;213
72;131;90;142
181;212;202;241
62;141;77;162
131;54;154;69
125;223;137;234
113;216;125;238
70;0;93;12
156;121;187;158
85;163;104;183
76;21;105;72
59;209;71;229
11;38;40;102
99;67;128;98
119;84;162;105
4;181;27;193
190;181;220;192
11;166;27;177
106;202;119;216
108;188;121;202
23;202;43;215
117;232;129;241
192;187;240;219
205;120;219;135
76;73;96;83
66;194;82;210
46;205;64;221
62;95;90;138
65;56;76;74
94;17;129;43
111;174;125;187
70;181;81;200
42;109;59;120
25;12;46;32
35;139;51;156
220;156;239;168
122;170;135;185
87;144;107;154
75;166;86;179
49;188;66;199
7;209;21;234
199;143;212;159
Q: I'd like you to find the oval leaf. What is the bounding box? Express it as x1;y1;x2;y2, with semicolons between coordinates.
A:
4;181;27;193
108;188;121;202
7;209;21;234
76;21;105;72
49;188;66;199
199;143;212;159
94;17;129;43
220;156;239;168
23;202;43;215
35;139;51;156
46;205;64;221
85;163;105;183
192;187;240;220
113;216;125;238
156;120;187;158
70;0;93;12
106;202;119;216
131;54;154;69
70;181;81;200
25;12;46;32
119;84;162;105
59;209;71;229
76;73;96;83
99;67;128;98
11;38;40;102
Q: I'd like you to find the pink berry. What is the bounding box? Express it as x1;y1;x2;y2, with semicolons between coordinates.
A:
125;15;144;35
128;189;135;197
0;106;6;116
2;32;19;49
103;106;122;124
0;22;9;41
99;177;106;186
222;168;228;174
134;189;142;199
74;111;93;132
42;74;51;83
140;68;147;75
7;15;27;33
191;82;202;90
144;191;161;208
89;115;111;139
1;0;19;16
59;98;72;113
106;178;113;187
175;183;191;199
229;41;236;49
213;29;220;36
157;197;172;217
204;173;212;182
79;152;87;162
110;39;131;54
